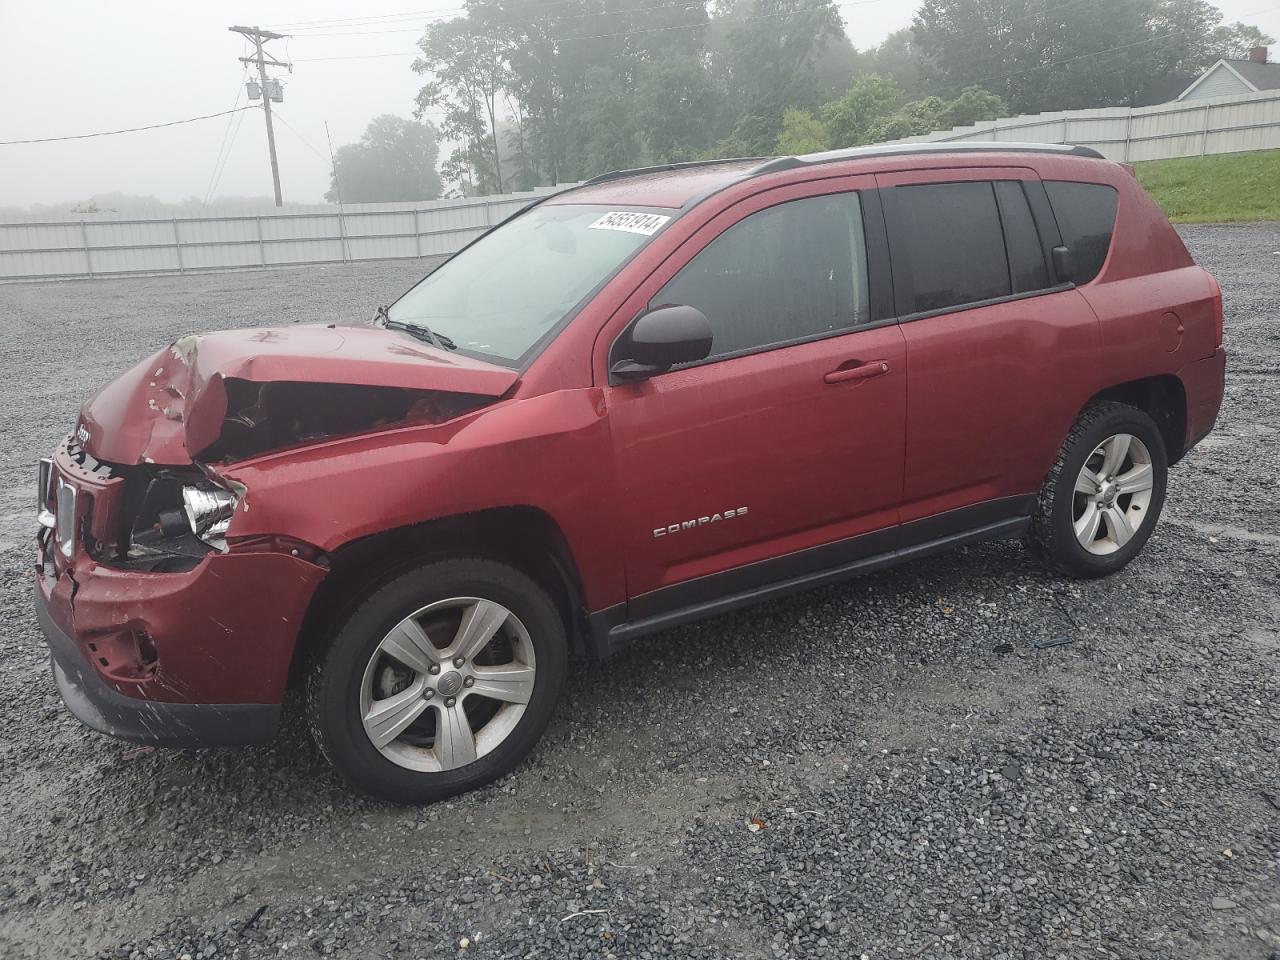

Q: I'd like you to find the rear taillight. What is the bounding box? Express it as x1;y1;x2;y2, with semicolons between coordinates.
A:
1208;273;1224;347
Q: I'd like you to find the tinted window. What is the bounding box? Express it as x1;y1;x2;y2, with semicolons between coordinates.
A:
894;182;1010;313
654;192;870;360
995;181;1051;293
1045;181;1119;284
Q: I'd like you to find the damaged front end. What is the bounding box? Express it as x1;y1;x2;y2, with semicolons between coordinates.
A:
62;324;515;568
34;324;517;735
122;462;241;567
78;324;518;467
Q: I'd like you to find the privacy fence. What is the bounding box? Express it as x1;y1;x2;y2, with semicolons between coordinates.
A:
0;186;567;283
893;88;1280;162
7;89;1280;283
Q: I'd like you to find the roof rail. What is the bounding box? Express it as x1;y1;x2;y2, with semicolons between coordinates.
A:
577;156;769;188
750;141;1104;177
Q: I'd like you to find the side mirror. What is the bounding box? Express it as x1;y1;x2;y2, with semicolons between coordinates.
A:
611;304;713;381
1051;244;1076;284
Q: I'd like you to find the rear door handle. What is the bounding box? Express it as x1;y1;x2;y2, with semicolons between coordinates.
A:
824;360;890;384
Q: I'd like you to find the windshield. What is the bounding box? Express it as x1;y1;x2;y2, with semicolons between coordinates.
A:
387;203;674;367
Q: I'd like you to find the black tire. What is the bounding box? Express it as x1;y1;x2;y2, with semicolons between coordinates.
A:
307;558;567;804
1026;402;1168;579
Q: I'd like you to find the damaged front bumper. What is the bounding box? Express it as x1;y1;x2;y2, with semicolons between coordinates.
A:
34;442;328;748
36;586;280;748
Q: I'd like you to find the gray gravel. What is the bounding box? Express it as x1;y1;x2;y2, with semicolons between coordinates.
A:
1;227;1278;960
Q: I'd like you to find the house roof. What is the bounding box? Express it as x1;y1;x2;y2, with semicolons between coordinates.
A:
1178;57;1280;99
1138;74;1199;106
1228;58;1280;91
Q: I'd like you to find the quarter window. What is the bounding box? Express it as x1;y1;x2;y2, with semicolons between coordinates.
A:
653;192;871;361
1044;181;1118;284
994;181;1052;294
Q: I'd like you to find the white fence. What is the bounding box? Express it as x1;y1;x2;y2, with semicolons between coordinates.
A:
8;88;1278;282
894;88;1280;162
0;186;567;283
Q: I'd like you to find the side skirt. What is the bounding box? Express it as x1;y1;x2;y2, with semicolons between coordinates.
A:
586;500;1032;660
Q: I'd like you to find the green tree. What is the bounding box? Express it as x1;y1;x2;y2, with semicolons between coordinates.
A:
714;0;846;152
459;0;718;183
635;55;727;163
1213;21;1274;59
856;28;928;100
414;19;511;194
912;0;1274;113
326;116;442;204
821;75;902;148
862;86;1005;143
938;85;1007;128
864;96;947;142
776;107;830;153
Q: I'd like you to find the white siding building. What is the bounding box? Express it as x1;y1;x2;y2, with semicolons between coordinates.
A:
1178;47;1280;102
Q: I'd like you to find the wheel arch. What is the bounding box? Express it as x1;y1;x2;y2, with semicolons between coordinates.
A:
1083;374;1188;465
290;506;592;686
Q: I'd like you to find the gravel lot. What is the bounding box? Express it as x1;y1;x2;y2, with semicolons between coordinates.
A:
0;225;1277;960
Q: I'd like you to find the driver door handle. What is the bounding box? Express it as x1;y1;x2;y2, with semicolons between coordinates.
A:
824;359;890;385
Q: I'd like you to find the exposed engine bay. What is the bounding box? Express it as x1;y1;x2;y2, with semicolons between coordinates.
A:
76;379;494;573
196;378;492;463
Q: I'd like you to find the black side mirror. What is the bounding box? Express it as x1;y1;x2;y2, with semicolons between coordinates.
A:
1051;245;1076;284
611;304;713;381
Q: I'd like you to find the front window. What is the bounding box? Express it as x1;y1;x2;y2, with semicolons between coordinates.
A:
387;203;674;366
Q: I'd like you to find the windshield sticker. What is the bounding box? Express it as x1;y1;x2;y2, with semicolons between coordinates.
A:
588;211;671;236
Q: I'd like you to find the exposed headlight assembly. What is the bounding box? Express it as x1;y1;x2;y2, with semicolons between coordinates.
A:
181;485;237;552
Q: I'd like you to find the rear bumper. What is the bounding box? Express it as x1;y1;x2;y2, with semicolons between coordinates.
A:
1180;346;1226;456
36;586;279;748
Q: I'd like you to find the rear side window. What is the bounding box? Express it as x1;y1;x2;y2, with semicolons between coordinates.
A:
994;181;1051;294
893;182;1010;313
654;192;871;360
1044;181;1118;284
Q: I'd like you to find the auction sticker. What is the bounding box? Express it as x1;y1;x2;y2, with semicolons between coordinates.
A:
588;211;671;236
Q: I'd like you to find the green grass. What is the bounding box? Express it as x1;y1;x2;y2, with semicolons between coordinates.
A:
1135;149;1280;223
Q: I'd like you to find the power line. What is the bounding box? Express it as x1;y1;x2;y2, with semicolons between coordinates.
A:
0;107;255;146
291;5;869;60
279;0;891;36
270;109;330;162
203;73;250;205
205;102;252;204
293;0;1280;81
267;6;465;30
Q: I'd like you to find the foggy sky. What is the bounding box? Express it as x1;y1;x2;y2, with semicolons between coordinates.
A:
1;0;1276;208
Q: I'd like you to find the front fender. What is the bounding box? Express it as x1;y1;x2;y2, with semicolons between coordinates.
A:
218;388;623;610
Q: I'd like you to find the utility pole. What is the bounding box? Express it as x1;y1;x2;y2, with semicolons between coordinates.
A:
229;25;290;206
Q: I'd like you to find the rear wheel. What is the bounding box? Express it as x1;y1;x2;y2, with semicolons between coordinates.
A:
1027;402;1168;578
308;558;567;803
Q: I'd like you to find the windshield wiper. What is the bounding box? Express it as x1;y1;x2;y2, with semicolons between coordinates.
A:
373;305;456;351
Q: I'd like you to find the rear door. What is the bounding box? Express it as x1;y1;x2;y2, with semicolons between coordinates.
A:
879;168;1103;533
600;178;907;619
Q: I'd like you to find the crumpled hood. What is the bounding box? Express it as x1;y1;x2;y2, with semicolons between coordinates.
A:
78;324;519;465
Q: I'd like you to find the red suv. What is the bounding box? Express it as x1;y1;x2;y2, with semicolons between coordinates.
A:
35;143;1225;802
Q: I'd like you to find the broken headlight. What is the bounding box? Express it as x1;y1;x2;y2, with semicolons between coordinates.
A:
126;472;240;570
182;485;237;551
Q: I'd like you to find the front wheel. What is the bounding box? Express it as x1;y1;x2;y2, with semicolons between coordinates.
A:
1027;402;1168;578
307;558;568;803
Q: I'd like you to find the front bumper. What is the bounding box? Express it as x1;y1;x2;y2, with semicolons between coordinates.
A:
36;585;280;748
34;439;329;747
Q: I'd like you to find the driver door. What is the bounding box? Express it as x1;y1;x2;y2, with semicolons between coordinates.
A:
602;178;907;623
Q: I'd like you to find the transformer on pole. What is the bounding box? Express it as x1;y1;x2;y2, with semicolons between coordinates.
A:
229;25;291;206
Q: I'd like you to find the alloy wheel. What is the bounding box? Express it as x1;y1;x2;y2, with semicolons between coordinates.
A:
359;597;537;772
1072;432;1155;556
